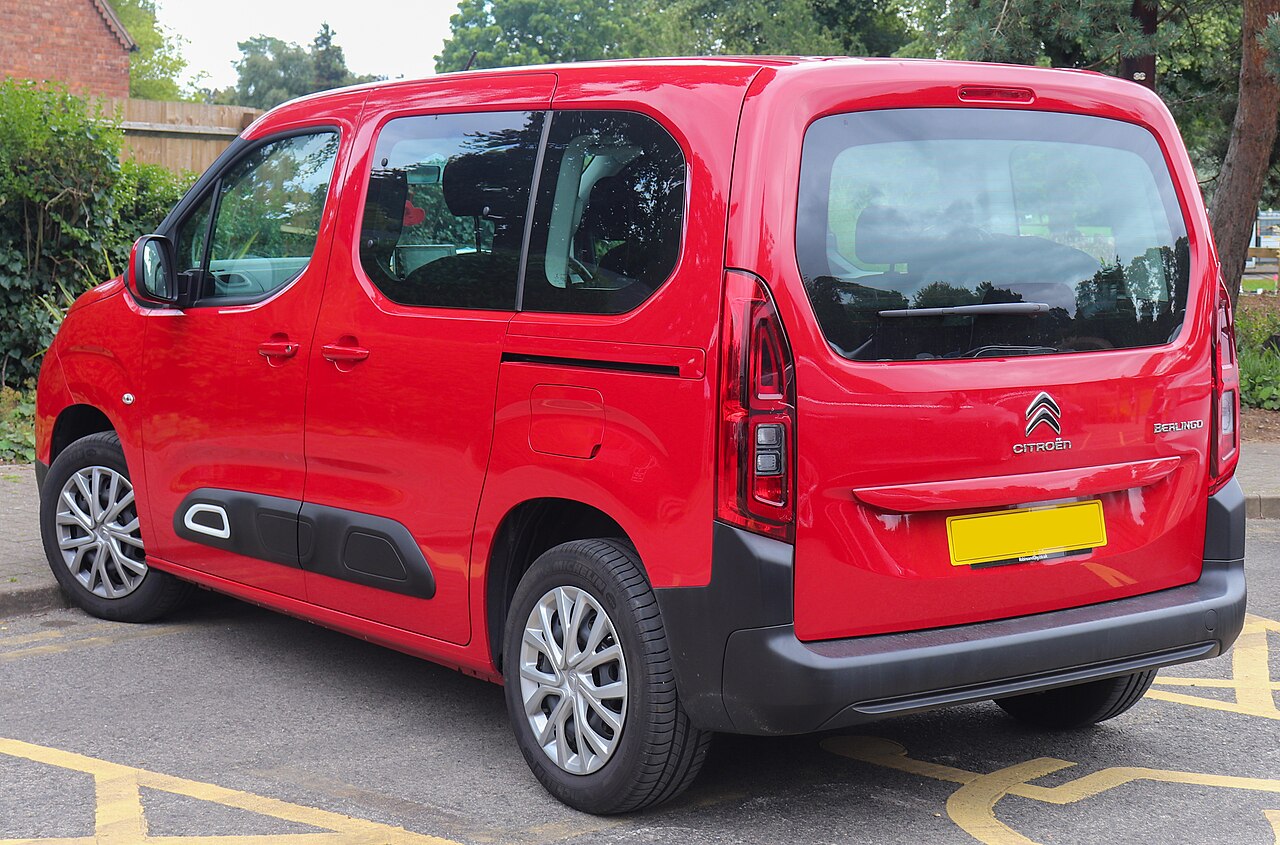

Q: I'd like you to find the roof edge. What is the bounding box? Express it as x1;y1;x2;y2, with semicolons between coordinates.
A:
94;0;139;53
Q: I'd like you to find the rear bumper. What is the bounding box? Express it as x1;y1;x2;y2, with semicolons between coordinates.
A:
656;478;1246;735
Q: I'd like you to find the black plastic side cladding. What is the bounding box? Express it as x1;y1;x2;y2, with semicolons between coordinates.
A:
653;521;795;732
172;489;435;599
173;489;304;568
300;502;436;599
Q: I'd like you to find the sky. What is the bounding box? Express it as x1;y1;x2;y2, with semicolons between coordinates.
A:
155;0;459;91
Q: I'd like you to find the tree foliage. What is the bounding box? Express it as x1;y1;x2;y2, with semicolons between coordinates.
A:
434;0;909;72
112;0;190;100
213;24;380;110
0;80;193;387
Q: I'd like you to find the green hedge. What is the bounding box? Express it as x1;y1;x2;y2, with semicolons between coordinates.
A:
0;79;194;388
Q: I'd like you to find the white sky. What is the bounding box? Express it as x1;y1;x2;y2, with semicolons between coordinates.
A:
154;0;459;90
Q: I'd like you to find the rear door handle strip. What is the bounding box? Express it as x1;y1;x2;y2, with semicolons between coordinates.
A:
852;457;1182;513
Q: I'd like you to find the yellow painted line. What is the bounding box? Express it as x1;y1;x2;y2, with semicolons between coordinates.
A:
0;630;67;648
0;623;124;650
0;737;463;845
1149;613;1279;721
825;735;1280;845
0;626;182;664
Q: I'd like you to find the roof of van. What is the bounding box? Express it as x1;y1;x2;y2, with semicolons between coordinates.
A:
246;55;1147;139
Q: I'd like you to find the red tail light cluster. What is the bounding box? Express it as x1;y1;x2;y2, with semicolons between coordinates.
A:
717;271;796;542
1210;279;1240;492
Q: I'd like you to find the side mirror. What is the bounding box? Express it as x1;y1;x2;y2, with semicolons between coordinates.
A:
128;235;180;305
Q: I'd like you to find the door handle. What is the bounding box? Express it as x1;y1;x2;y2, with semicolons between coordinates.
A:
321;342;370;363
257;340;299;359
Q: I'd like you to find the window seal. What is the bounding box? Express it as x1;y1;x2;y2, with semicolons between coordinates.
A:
515;110;554;312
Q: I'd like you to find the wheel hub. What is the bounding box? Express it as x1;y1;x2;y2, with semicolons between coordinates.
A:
518;585;628;775
55;466;147;599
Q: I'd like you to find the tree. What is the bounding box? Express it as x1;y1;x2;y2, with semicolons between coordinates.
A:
214;24;380;110
111;0;189;100
903;0;1280;303
435;0;635;71
312;23;350;91
433;0;909;73
1211;1;1280;303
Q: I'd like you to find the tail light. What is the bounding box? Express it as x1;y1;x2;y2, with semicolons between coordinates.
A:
1210;279;1239;492
717;271;796;542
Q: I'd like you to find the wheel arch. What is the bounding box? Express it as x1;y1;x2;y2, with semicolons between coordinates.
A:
51;404;116;463
485;497;634;670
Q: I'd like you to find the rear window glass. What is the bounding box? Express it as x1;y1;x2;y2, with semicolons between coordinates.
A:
796;109;1190;361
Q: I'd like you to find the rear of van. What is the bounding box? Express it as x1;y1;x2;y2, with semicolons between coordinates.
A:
658;58;1246;735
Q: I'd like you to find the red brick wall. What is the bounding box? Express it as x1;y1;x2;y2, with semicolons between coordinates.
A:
0;0;132;98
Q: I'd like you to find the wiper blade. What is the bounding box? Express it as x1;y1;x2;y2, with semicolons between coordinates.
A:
878;302;1053;318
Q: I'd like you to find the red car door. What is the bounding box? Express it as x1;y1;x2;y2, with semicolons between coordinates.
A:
139;122;351;598
300;74;555;644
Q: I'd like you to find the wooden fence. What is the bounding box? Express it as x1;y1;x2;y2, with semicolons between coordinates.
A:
104;98;262;174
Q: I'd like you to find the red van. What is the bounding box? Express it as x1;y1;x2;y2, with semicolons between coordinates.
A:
35;57;1246;814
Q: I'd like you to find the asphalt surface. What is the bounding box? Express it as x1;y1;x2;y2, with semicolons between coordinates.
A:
0;527;1277;843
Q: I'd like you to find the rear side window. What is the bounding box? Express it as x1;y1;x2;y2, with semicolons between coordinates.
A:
522;111;686;314
358;111;544;310
797;109;1190;361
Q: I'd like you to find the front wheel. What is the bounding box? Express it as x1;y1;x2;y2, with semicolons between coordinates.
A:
503;539;711;814
994;670;1157;729
39;432;193;622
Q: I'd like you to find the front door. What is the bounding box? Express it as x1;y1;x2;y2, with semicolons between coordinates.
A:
140;129;342;597
300;76;554;644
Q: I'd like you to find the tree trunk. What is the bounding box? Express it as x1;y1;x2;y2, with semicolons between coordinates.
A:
1208;0;1280;306
1119;0;1157;89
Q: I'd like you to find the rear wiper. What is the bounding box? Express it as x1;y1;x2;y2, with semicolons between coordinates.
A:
878;302;1053;318
955;345;1059;358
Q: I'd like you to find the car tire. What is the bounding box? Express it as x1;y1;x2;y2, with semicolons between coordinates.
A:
994;670;1157;729
503;538;712;814
39;431;193;622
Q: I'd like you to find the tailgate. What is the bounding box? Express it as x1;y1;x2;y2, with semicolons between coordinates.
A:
785;104;1214;641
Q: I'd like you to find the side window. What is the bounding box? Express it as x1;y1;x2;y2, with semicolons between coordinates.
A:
522;111;686;315
358;111;544;310
175;131;339;301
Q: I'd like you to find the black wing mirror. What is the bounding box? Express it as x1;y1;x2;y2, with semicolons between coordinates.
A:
128;234;182;306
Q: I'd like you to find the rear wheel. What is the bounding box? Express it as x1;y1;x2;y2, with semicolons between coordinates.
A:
39;432;193;622
503;539;711;814
994;670;1157;729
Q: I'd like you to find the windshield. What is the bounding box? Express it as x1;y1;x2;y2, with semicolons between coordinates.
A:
796;109;1190;361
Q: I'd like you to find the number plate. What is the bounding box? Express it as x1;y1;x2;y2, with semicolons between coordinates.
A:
946;500;1107;567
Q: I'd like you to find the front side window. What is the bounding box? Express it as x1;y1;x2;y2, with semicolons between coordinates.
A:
797;109;1190;361
176;131;339;301
522;111;686;314
358;111;544;310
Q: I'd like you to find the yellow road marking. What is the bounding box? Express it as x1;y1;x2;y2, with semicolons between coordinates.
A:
0;626;182;664
0;623;124;650
0;737;462;844
1149;613;1280;721
825;735;1280;845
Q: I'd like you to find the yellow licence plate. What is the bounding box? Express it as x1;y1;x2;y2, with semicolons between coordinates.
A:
946;501;1107;567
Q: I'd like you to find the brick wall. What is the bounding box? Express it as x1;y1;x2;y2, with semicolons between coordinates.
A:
0;0;133;98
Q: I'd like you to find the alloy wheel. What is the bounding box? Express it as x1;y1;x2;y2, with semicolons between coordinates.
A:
54;466;147;599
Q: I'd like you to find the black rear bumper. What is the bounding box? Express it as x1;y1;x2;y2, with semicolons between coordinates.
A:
655;478;1247;735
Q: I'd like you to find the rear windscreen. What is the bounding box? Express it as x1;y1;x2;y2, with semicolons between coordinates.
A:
796;109;1190;361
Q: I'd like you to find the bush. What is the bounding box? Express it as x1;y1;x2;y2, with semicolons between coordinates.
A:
0;384;35;464
0;79;194;388
1240;346;1280;410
